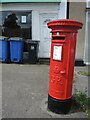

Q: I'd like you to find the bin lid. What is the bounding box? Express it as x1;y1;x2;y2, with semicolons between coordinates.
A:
28;40;40;44
0;36;8;41
10;37;23;41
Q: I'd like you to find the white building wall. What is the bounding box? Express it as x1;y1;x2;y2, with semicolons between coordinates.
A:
2;3;59;11
0;4;2;36
0;4;2;11
32;10;40;40
58;0;67;19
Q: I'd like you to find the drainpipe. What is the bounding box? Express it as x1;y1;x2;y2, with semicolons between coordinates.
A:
67;0;69;19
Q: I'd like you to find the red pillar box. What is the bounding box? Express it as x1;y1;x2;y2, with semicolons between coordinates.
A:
47;19;83;114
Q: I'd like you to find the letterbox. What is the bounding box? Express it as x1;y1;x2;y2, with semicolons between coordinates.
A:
47;19;83;114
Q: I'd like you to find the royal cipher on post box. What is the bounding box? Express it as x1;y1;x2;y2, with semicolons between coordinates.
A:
47;19;83;114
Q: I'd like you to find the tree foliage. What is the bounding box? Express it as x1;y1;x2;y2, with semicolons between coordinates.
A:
3;13;20;29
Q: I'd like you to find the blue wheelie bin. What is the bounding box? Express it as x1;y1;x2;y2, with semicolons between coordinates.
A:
0;36;9;62
9;37;24;63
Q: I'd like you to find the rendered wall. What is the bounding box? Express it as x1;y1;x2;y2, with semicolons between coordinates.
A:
69;2;86;60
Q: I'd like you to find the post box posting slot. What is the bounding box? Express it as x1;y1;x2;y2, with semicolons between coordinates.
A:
52;35;66;42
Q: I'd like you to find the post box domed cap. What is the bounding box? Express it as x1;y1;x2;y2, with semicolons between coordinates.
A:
47;19;83;29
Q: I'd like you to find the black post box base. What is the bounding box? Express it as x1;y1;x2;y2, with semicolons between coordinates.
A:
48;94;72;114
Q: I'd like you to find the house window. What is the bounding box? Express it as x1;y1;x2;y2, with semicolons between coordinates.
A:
1;11;32;40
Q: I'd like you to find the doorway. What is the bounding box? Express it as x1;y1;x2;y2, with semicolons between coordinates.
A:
39;13;58;58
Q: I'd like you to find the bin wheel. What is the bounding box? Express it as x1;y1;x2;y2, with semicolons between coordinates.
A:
6;59;11;64
18;60;23;64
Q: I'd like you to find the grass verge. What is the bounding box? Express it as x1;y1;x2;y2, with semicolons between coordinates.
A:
78;71;90;76
73;91;90;118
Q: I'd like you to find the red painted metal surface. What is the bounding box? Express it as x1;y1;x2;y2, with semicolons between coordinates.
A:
47;19;83;100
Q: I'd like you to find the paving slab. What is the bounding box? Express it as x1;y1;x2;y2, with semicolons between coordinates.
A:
74;66;89;97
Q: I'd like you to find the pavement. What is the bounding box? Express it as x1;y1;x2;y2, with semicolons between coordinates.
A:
1;63;89;118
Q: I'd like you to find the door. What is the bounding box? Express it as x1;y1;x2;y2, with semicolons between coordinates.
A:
39;13;58;58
